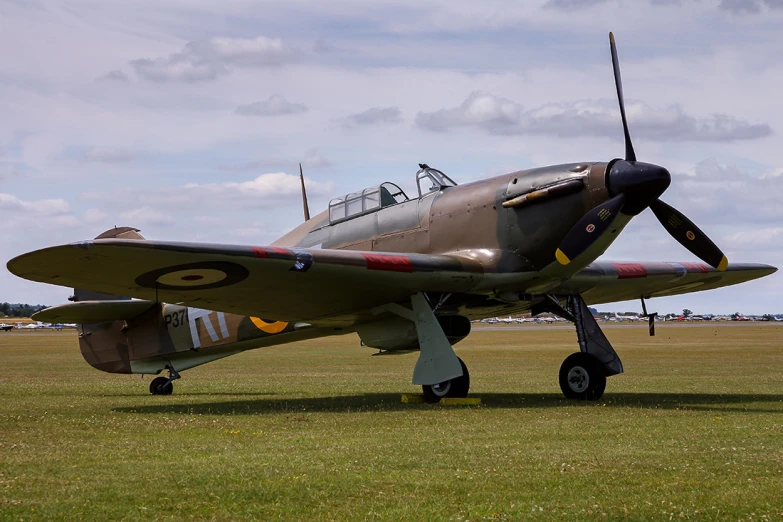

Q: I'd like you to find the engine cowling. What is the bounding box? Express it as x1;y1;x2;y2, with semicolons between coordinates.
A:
357;315;471;351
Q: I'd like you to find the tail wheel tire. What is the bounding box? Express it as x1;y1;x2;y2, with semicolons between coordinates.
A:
559;352;606;401
422;357;470;403
150;376;173;396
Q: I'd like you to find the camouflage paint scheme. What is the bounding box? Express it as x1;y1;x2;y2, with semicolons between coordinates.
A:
9;162;776;378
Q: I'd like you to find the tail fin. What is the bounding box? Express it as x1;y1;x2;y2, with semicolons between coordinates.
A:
74;227;147;374
71;227;145;303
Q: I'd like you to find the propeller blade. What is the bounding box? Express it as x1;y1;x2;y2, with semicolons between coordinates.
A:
556;194;625;265
649;199;728;271
609;32;636;162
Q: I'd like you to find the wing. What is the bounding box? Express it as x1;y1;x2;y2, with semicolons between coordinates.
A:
553;260;776;305
8;239;483;324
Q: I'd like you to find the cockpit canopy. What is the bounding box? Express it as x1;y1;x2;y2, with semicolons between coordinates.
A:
416;164;458;197
327;164;458;225
329;182;409;224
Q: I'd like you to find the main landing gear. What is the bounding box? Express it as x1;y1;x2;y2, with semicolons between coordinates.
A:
149;365;181;395
374;292;470;403
555;295;624;401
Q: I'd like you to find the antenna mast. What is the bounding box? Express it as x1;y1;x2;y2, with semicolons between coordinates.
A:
299;163;311;221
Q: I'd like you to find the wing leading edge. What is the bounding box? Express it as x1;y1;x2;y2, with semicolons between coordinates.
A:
557;260;776;305
7;239;484;324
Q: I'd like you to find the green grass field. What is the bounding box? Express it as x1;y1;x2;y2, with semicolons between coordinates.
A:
2;325;782;520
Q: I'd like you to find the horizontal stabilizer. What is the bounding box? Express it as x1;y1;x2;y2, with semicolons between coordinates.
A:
33;300;156;324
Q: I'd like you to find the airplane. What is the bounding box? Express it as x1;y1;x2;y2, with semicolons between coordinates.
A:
0;323;13;332
15;322;36;329
614;312;641;322
6;34;777;403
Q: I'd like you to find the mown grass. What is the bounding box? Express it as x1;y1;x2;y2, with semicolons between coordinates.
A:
1;325;782;520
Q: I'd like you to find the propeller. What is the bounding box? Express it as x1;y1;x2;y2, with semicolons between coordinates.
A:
555;32;728;271
555;194;625;266
649;200;728;271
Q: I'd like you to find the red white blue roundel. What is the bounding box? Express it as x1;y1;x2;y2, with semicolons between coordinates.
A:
136;261;249;290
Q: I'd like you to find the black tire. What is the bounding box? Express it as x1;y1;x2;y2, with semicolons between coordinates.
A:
422;357;470;403
150;376;173;396
559;352;606;401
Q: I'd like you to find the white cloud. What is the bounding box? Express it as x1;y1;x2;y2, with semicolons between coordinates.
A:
82;208;108;224
130;58;224;83
184;171;333;201
119;207;175;227
722;227;783;251
129;35;299;83
341;107;404;128
0;192;70;215
83;172;335;213
416;92;773;142
235;95;308;116
715;0;783;14
221;148;333;171
415;92;522;133
98;70;129;82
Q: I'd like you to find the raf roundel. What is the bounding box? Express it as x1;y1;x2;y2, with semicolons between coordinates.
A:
586;224;596;233
686;231;696;241
135;261;250;290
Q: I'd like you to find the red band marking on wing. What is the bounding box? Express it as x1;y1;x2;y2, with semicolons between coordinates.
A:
613;263;648;279
252;247;269;258
681;262;709;273
363;254;414;272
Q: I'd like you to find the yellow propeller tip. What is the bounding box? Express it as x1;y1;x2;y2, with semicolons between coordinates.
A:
717;256;728;272
609;32;615;43
555;249;571;266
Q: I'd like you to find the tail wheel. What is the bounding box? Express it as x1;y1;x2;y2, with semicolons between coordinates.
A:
150;376;173;396
559;352;606;401
422;357;470;403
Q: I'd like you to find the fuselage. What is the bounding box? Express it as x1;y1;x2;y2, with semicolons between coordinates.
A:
274;162;615;274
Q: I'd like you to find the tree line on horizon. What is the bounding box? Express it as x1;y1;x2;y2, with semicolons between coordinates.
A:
0;302;48;318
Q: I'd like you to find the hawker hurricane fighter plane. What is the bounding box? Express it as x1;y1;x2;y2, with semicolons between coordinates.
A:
7;34;776;402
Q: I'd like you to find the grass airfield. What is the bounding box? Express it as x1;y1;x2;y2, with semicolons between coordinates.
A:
1;325;782;520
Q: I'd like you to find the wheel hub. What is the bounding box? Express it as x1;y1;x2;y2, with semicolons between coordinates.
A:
431;380;452;397
567;366;590;393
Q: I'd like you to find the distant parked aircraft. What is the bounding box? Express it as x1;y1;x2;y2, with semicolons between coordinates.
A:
15;322;41;329
0;323;13;332
614;312;641;322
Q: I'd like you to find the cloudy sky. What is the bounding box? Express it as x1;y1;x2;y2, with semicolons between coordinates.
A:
1;0;781;315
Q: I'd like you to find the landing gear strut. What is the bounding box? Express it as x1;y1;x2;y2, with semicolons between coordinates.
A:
373;292;469;401
422;357;470;403
149;365;180;395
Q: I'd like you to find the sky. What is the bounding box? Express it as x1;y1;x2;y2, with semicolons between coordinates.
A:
1;0;781;315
